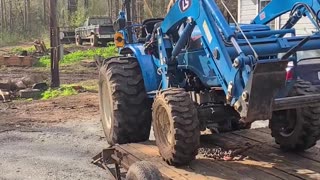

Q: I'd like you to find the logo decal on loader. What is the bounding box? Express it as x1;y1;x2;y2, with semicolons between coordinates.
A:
179;0;191;12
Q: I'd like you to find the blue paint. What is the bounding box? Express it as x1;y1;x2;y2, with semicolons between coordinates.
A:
176;50;220;87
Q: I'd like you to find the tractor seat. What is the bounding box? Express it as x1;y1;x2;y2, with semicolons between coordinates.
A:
138;18;164;43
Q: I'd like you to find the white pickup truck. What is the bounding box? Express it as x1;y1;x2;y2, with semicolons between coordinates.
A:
75;16;115;47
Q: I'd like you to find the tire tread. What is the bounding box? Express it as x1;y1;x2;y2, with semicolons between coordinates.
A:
99;57;151;145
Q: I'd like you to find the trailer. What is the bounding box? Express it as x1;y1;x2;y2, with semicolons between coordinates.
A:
92;128;320;180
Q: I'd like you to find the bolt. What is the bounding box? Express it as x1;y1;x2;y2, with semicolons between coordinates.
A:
242;91;249;101
187;17;193;23
233;58;240;68
157;68;163;75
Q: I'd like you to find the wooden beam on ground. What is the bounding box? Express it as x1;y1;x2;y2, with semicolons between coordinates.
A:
0;56;34;67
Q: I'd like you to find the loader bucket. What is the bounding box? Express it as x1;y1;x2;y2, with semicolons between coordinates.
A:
236;60;288;123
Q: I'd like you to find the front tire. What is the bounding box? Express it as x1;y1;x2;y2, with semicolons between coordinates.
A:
270;79;320;151
90;34;98;47
99;57;152;145
152;88;200;166
75;35;83;46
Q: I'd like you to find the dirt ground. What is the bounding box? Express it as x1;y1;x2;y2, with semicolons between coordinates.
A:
0;94;111;180
0;41;114;180
0;62;114;179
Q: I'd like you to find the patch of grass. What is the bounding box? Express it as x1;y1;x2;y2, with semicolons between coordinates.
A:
11;46;36;54
16;79;99;101
36;55;51;67
41;86;78;100
35;46;117;67
40;79;99;100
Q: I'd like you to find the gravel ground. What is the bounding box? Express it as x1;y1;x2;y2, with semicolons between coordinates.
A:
0;117;112;180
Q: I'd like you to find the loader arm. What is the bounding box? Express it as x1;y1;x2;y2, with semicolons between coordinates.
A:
252;0;320;30
157;0;320;123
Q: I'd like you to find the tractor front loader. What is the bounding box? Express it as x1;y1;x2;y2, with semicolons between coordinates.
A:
99;0;320;166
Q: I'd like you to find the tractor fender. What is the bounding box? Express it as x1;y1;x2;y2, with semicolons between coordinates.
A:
120;45;161;93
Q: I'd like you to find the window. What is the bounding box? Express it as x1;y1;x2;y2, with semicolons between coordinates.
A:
258;0;276;29
89;18;112;26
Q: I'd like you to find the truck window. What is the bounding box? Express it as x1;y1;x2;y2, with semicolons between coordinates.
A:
88;18;112;26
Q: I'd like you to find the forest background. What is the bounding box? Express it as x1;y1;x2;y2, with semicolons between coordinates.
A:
0;0;238;47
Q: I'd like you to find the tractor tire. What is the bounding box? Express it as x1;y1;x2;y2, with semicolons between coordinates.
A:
99;57;152;145
90;35;98;47
126;161;162;180
270;79;320;151
75;35;83;46
152;88;200;166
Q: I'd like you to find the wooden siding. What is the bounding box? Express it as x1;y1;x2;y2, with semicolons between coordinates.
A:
238;0;315;36
238;0;257;24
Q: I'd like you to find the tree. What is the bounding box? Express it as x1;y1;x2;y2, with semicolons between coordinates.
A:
0;0;238;46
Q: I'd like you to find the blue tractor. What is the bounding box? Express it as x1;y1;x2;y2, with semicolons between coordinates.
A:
99;0;320;166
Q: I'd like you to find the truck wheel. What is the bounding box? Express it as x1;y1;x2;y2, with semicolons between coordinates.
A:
99;57;152;145
152;88;200;166
90;35;98;47
75;35;83;46
270;79;320;151
126;161;162;180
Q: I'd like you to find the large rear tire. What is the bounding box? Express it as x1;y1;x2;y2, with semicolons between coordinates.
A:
270;79;320;151
152;88;200;166
99;57;152;145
